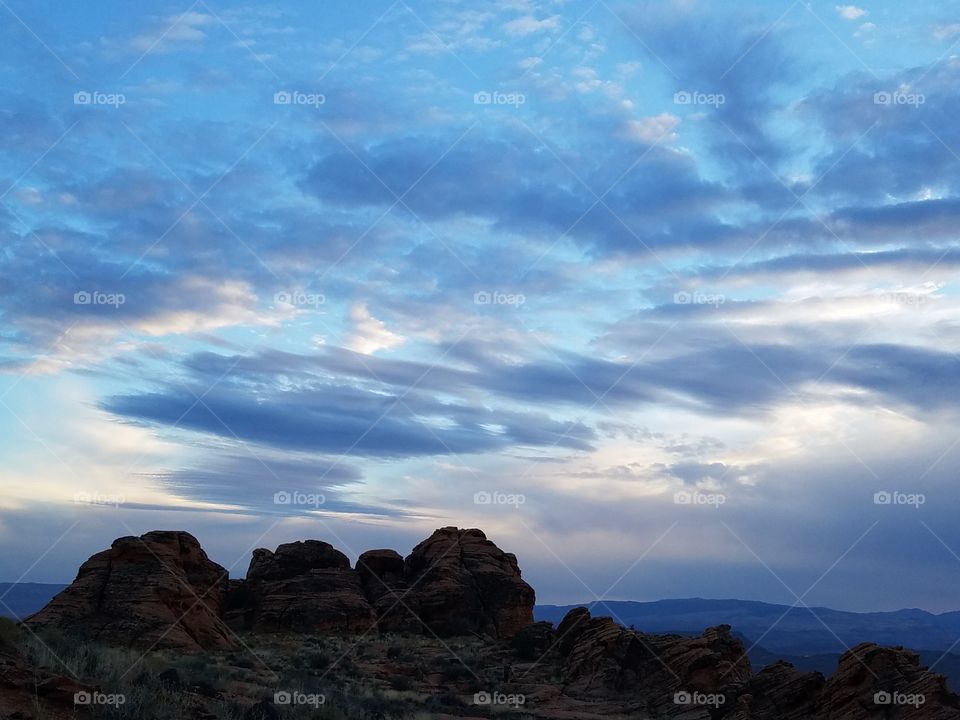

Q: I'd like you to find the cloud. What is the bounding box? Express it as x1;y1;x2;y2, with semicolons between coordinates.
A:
621;114;681;143
502;14;561;36
344;303;405;355
835;5;868;20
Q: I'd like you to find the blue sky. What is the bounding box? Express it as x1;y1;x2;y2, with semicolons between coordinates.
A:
2;0;960;612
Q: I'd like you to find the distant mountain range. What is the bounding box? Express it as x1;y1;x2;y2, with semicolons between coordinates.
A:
6;585;960;685
0;583;66;621
536;598;960;686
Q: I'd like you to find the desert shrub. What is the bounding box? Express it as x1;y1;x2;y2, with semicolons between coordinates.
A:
0;617;21;649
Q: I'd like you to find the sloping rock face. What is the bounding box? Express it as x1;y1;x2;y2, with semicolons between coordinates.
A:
27;531;232;651
227;540;375;634
730;660;824;719
356;549;421;634
558;607;751;715
814;643;960;719
401;527;535;638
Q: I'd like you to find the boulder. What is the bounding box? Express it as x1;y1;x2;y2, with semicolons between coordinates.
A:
26;531;232;651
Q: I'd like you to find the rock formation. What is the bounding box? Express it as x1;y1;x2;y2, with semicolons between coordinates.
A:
27;531;232;651
400;527;536;638
28;527;535;649
226;540;374;634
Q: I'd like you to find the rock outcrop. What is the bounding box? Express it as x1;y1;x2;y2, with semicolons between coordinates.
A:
814;643;960;719
31;527;536;648
27;531;232;651
226;540;374;634
558;607;750;715
401;527;535;638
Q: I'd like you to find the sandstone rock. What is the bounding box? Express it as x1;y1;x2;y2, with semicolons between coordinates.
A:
560;608;750;718
27;531;232;651
816;643;960;719
357;549;421;634
511;620;557;660
230;540;375;634
731;660;824;720
402;527;535;638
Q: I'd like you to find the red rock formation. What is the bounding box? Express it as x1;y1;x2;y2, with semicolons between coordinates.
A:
26;531;232;651
227;540;375;634
815;643;960;719
402;527;535;638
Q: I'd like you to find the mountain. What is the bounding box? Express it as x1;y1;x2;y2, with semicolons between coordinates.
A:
536;598;960;654
0;583;66;621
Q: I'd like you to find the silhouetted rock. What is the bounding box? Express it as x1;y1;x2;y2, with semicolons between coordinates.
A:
402;527;535;638
511;620;556;660
230;540;374;634
816;643;960;719
357;549;420;633
26;531;232;651
731;660;824;719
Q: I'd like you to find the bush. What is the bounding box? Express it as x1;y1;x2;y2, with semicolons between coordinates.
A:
0;617;21;650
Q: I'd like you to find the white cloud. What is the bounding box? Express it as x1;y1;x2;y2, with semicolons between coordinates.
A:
344;303;405;355
622;113;681;143
835;5;867;20
503;14;561;36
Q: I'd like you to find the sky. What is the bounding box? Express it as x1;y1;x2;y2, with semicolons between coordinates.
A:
1;0;960;613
